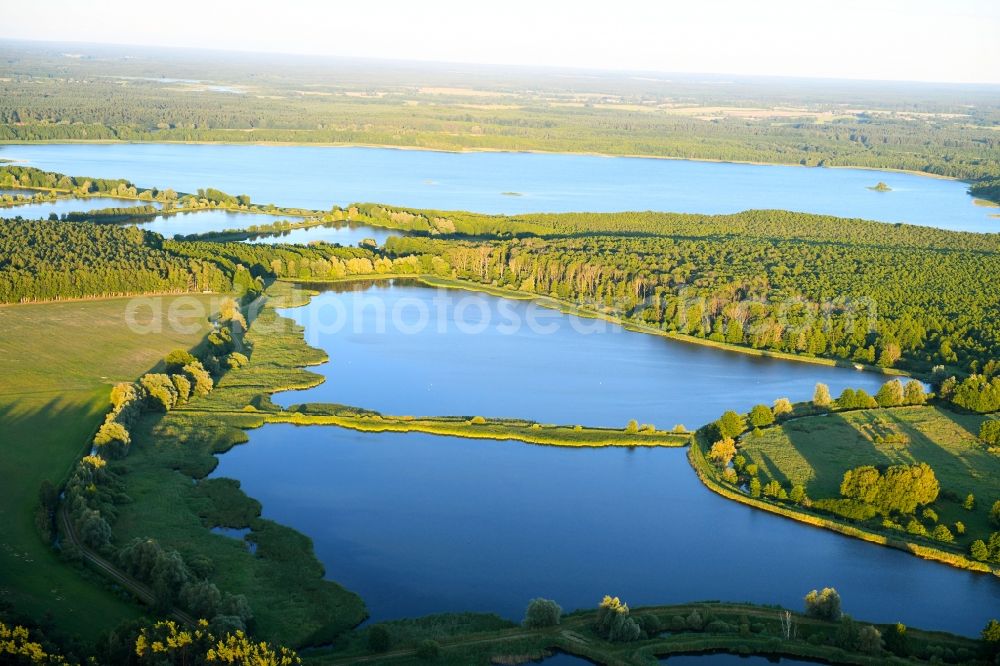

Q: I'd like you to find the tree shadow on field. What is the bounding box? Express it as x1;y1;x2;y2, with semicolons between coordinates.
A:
782;410;893;498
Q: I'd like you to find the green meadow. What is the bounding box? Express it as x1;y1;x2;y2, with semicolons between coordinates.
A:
0;295;217;638
738;406;1000;554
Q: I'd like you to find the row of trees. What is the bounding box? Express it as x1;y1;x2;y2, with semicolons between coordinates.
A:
839;463;940;516
118;538;253;631
61;204;159;223
90;306;245;460
942;374;1000;414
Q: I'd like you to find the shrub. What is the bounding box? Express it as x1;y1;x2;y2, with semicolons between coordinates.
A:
980;420;1000;445
790;485;806;504
367;625;390;653
763;480;786;500
140;373;178;412
415;639;440;660
812;498;877;521
991;500;1000;527
469;415;487;425
813;383;832;407
165;349;197;372
225;352;249;369
772;397;793;417
171;373;192;403
857;625;883;655
708;438;737;467
183;361;214;396
638;614;662;636
932;524;954;542
905;519;929;537
804;588;842;620
970;539;989;561
523;598;561;628
875;379;904;407
685;610;704;631
749;404;774;428
716;411;746;439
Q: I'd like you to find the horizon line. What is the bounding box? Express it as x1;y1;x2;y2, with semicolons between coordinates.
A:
3;37;1000;88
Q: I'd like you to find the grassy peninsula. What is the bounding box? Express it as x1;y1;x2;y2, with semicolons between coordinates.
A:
691;392;1000;575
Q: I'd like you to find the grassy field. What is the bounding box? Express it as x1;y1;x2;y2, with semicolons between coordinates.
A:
737;406;1000;556
105;283;367;647
0;295;218;640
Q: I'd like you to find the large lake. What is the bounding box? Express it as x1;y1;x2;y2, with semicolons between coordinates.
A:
209;280;1000;635
1;144;994;232
212;428;999;635
273;281;891;428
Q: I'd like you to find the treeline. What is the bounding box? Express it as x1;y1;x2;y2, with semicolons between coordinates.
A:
6;200;1000;374
361;204;1000;252
164;239;432;282
941;373;1000;414
0;164;139;196
60;301;254;626
382;233;1000;374
61;205;159;223
970;178;1000;203
0;218;231;302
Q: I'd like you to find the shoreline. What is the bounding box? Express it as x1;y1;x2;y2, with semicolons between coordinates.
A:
687;439;998;578
282;273;913;380
0;138;970;185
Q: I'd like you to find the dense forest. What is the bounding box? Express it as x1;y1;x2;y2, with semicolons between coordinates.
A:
5;195;1000;375
378;234;1000;375
353;204;1000;251
0;218;230;302
1;43;998;198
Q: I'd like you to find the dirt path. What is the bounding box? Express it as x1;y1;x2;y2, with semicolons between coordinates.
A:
58;505;195;625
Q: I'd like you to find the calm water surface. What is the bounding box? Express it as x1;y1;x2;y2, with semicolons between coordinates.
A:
1;144;993;231
207;281;1000;635
274;281;892;428
211;427;1000;634
246;221;400;247
131;209;288;237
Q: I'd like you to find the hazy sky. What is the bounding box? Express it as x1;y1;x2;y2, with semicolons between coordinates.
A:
4;0;1000;83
